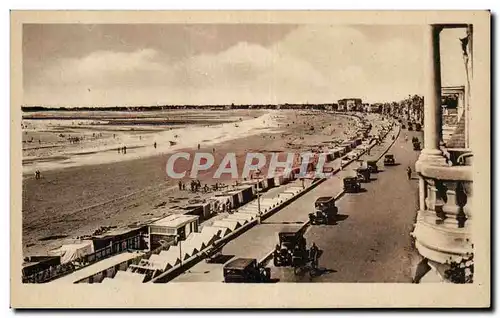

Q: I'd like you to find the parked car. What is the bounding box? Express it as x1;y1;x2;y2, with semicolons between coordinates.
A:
343;176;362;193
309;196;338;225
223;258;271;283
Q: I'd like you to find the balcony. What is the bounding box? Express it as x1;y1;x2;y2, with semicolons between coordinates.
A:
413;152;473;282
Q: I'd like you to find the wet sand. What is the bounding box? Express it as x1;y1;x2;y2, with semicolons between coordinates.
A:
22;110;360;256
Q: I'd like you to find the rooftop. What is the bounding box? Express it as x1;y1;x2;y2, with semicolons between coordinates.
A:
224;258;255;270
151;214;199;228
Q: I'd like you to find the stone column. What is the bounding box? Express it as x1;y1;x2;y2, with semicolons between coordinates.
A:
417;24;447;169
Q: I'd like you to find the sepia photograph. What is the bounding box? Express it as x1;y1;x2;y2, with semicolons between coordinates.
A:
10;10;491;308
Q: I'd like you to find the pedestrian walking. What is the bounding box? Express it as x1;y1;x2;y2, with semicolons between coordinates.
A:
309;243;319;270
154;142;157;149
406;166;412;180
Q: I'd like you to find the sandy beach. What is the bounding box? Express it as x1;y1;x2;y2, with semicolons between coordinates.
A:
22;110;361;256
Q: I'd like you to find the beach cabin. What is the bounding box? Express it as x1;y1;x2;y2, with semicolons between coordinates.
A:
233;185;254;205
183;201;213;222
91;226;147;252
148;214;199;251
340;142;352;153
211;194;236;211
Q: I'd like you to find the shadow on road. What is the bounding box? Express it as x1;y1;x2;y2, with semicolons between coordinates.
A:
261;221;304;225
334;214;349;223
369;177;378;181
311;267;338;277
356;188;368;193
387;163;401;167
205;254;235;264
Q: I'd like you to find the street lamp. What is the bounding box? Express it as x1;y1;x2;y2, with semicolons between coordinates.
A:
176;234;183;267
256;169;262;224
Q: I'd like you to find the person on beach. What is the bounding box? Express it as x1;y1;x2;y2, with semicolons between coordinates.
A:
178;180;182;190
198;144;200;150
118;147;121;154
123;146;127;154
406;166;412;180
154;142;157;149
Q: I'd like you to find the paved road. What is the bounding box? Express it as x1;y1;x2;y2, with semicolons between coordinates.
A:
172;122;398;283
269;128;423;283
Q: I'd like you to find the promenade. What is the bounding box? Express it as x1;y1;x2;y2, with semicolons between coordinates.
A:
172;121;401;283
272;128;422;283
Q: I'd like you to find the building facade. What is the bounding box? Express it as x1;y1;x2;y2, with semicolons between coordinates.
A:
338;98;363;112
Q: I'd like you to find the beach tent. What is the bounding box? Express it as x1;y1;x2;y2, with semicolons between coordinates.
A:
212;220;241;232
184;233;208;251
200;226;222;239
48;241;94;264
113;270;145;283
196;229;219;247
225;215;250;225
205;225;231;237
226;212;255;223
159;247;182;267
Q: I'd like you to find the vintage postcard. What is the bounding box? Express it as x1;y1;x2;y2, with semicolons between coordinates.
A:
11;10;491;308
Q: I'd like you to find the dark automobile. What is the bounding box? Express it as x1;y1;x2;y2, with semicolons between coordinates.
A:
384;154;396;166
367;160;379;173
408;123;414;131
402;124;406;129
415;123;422;131
273;230;307;267
413;141;421;151
355;167;371;183
309;196;338;225
223;258;271;283
343;176;362;193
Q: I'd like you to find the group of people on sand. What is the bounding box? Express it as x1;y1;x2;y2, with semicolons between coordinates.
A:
117;146;127;154
178;180;222;193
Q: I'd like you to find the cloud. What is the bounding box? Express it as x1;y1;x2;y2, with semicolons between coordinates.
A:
23;25;468;107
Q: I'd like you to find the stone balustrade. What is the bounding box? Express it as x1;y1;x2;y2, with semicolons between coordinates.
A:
413;158;473;266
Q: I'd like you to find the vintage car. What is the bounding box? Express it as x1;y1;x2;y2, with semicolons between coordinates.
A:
412;136;419;143
223;258;271;283
408;123;414;131
273;230;308;268
384;154;396;166
413;141;421;151
415;123;422;131
343;176;362;193
355;167;371;183
367;160;379;173
309;196;338;225
401;124;406;129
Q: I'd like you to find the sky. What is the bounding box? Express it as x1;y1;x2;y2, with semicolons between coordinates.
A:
22;24;469;107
